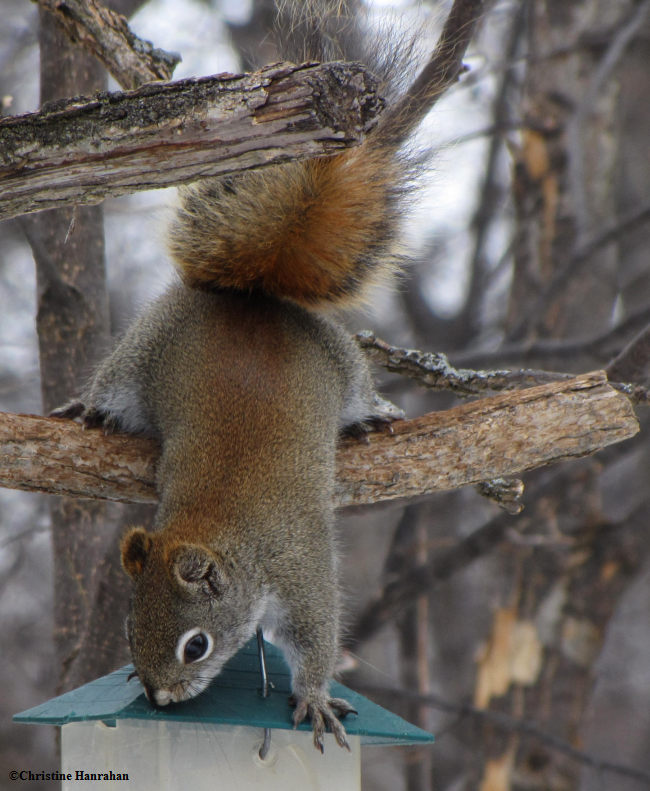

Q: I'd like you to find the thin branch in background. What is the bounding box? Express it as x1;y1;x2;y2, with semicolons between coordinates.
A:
507;199;650;342
606;323;650;384
357;684;650;788
33;0;180;89
438;118;526;148
0;543;27;597
347;506;517;649
0;524;49;549
567;0;650;245
455;303;650;371
347;455;647;650
462;0;529;339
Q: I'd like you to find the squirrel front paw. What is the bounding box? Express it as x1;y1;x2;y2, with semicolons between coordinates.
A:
291;692;357;752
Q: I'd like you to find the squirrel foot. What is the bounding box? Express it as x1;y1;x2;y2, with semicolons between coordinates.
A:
341;393;405;441
341;413;402;441
291;693;358;752
49;400;86;420
50;401;119;434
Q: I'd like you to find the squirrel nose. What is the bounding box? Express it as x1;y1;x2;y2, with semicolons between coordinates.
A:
141;682;169;707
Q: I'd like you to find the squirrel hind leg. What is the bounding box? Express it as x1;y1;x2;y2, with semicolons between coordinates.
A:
49;400;126;435
49;399;86;420
339;392;405;440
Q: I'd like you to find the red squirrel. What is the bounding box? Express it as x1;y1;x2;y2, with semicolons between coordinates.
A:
53;1;449;751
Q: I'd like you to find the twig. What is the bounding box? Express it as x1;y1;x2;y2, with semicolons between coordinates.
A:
0;543;27;598
347;454;645;649
348;506;516;648
380;0;485;143
356;330;574;394
33;0;180;89
455;304;650;369
606;323;650;384
0;525;49;549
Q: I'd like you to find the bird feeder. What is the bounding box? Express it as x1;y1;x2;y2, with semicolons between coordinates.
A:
15;633;433;790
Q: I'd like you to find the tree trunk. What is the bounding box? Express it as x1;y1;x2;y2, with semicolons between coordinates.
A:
22;7;132;693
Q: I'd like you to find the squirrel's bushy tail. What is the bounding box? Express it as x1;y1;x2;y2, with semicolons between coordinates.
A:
168;1;440;308
168;142;407;307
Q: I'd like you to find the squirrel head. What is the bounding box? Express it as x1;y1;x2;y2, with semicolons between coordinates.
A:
120;526;265;706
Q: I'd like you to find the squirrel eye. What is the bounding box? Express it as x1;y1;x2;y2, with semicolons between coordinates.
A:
183;632;210;663
176;628;214;665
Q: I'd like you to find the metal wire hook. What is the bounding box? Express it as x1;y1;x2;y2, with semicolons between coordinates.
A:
256;627;272;760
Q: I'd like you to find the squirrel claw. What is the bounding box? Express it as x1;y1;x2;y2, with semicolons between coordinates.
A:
49;400;86;420
81;407;120;434
341;413;402;442
329;697;358;718
49;401;118;434
60;405;117;435
291;693;355;752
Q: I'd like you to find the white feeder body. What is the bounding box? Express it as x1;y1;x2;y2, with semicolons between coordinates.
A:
61;720;361;791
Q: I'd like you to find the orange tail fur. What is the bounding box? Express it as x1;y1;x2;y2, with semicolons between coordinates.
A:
168;141;407;308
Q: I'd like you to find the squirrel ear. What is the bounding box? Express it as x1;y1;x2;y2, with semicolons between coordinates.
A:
121;527;153;579
168;544;224;597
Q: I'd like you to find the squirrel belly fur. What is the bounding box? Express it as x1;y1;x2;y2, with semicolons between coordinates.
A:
52;4;444;753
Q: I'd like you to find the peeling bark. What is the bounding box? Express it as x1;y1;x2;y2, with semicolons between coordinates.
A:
0;61;382;220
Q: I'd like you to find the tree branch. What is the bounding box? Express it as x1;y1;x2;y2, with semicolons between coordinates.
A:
356;331;575;394
381;0;485;143
453;303;650;371
507;203;650;342
33;0;181;89
0;372;638;508
0;60;382;221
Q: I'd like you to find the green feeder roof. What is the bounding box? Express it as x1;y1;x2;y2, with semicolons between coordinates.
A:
14;638;433;747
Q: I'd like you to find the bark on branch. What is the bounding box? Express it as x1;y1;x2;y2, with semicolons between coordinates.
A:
0;372;638;509
0;60;382;221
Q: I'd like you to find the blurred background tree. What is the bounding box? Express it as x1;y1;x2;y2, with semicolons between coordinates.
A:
1;1;649;790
